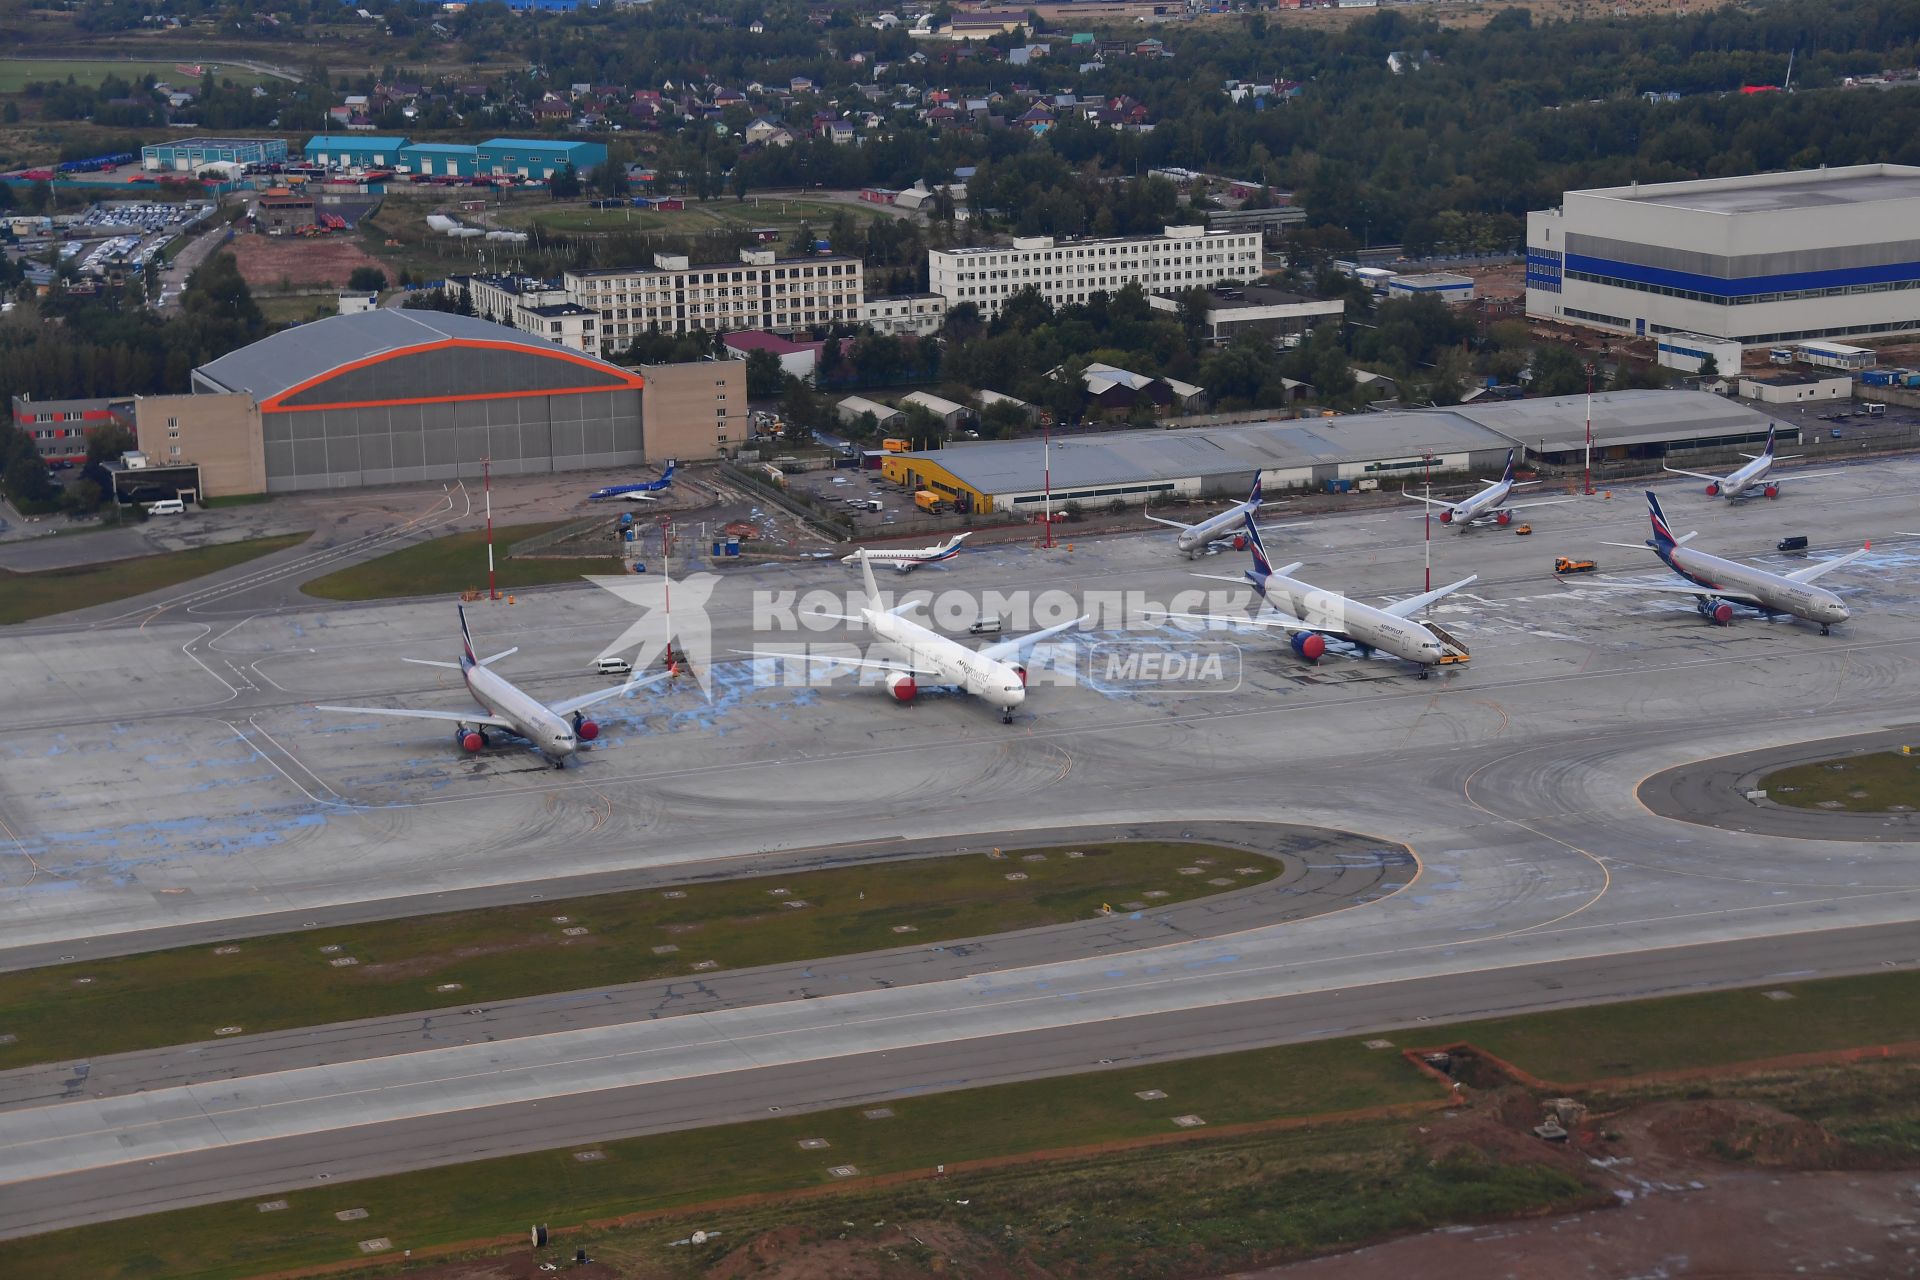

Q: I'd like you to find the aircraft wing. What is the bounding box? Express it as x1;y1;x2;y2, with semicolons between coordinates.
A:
1142;609;1331;639
1782;544;1872;584
618;493;661;502
1755;469;1845;484
1661;464;1724;482
1378;574;1478;619
1494;497;1576;514
1401;491;1452;509
976;616;1089;663
736;650;940;678
1143;514;1194;531
549;670;674;717
314;704;517;729
1565;580;1766;606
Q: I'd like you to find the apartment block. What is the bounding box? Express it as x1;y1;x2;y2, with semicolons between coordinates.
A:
565;248;865;355
928;224;1263;319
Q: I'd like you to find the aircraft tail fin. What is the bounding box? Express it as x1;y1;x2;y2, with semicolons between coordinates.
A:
1243;512;1273;580
1646;490;1679;553
857;548;882;607
456;605;478;666
1763;425;1776;458
1247;473;1263;509
660;460;676;483
1501;448;1515;485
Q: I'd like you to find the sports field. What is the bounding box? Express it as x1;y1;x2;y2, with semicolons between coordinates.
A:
0;58;277;93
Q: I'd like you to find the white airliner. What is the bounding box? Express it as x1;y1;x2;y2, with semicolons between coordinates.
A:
1403;449;1571;529
1151;514;1476;677
747;551;1086;722
317;607;668;768
1146;475;1268;557
1578;491;1870;634
1662;426;1838;500
841;532;970;573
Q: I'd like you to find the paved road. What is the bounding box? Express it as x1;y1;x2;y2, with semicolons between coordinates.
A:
1641;725;1920;841
1;457;1918;1231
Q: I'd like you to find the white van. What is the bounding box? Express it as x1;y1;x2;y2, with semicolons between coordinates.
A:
144;498;185;516
591;656;632;676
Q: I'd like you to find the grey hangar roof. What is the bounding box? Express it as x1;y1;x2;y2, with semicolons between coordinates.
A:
193;310;612;402
907;391;1779;494
1584;164;1920;216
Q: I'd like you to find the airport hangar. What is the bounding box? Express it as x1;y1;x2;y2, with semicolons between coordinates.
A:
1526;162;1920;348
883;389;1787;514
128;310;735;496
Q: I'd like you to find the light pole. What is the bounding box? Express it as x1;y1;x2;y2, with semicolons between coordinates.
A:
1423;451;1432;592
482;455;497;601
1042;414;1053;549
1583;362;1595;496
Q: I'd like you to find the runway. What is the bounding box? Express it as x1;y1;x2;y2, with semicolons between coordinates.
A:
2;457;1918;1234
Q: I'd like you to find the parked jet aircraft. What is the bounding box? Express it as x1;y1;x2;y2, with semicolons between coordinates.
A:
1146;475;1268;557
317;607;668;767
1403;449;1571;529
1581;491;1870;634
745;552;1086;722
1662;427;1837;500
842;532;970;573
1151;514;1476;677
588;460;676;502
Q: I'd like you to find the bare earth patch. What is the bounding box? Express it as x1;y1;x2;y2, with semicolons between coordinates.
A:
226;233;390;291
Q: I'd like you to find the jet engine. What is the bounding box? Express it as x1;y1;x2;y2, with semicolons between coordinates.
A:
1763;483;1779;499
1290;632;1327;662
460;729;485;753
1495;510;1513;526
886;671;918;703
1698;600;1735;626
1438;510;1453;525
1705;482;1721;496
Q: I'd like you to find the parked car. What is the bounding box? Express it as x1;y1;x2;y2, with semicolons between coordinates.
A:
1777;535;1810;552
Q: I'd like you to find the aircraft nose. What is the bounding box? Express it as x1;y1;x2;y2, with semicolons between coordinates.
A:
993;684;1026;709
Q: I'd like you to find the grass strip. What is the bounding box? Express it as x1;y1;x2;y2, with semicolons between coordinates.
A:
0;841;1246;1069
299;520;616;600
0;532;311;625
6;968;1917;1277
1761;750;1920;811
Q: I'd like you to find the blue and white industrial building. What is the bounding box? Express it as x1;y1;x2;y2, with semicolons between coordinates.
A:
1527;163;1920;348
1385;271;1475;304
304;135;411;169
399;143;479;178
142;137;287;172
475;138;606;180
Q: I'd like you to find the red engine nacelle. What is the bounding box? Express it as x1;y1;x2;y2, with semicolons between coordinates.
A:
461;730;485;753
576;719;599;741
1709;602;1735;626
1705;482;1721;496
1438;509;1453;525
1290;632;1327;662
1495;510;1513;526
1763;483;1779;499
1013;663;1028;687
886;671;918;703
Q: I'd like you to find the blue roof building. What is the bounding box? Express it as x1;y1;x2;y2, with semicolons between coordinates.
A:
476;138;607;180
399;143;479;177
304;135;411;169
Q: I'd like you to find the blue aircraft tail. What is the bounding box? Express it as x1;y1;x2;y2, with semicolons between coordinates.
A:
456;605;478;666
1500;448;1515;485
1761;425;1775;458
1247;474;1263;509
1646;490;1678;554
1243;512;1273;580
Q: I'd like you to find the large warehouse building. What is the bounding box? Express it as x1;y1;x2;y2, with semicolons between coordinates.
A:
1526;164;1920;348
164;311;647;493
882;391;1785;514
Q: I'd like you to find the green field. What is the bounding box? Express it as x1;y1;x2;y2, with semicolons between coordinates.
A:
0;531;310;625
300;520;616;600
508;195;893;238
257;292;337;327
1761;750;1920;812
11;966;1920;1280
0;841;1246;1070
0;58;277;93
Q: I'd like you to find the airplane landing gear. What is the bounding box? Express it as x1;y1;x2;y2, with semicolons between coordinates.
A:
1002;708;1015;724
1821;624;1831;636
1417;669;1430;680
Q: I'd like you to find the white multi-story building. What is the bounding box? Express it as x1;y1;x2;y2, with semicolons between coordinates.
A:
860;292;948;336
928;224;1263;319
446;274;598;355
564;248;865;355
1526;164;1920;348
